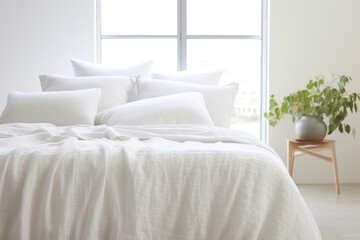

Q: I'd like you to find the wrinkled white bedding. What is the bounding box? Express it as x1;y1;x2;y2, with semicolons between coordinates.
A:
0;124;321;240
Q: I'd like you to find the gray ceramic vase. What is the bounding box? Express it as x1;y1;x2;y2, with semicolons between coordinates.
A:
295;116;327;141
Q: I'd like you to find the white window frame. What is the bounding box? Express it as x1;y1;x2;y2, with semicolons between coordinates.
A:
95;0;268;142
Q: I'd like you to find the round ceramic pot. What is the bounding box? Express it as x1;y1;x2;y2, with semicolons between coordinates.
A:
295;116;327;141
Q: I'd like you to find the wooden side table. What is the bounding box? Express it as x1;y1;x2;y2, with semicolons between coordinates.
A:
287;139;340;194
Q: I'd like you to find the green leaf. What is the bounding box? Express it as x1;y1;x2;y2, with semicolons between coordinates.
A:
345;124;351;134
339;124;343;133
306;82;313;90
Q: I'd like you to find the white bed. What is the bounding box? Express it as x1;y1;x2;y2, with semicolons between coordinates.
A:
0;123;321;240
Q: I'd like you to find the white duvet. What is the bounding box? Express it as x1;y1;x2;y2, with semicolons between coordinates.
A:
0;124;321;240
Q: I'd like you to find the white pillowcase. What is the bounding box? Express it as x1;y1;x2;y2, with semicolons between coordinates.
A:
0;89;101;126
151;69;223;85
137;79;238;128
39;75;134;112
70;58;153;79
96;92;214;126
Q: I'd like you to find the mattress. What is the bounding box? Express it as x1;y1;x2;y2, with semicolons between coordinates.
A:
0;123;321;240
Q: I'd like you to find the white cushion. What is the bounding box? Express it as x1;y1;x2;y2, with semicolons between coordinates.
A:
151;69;223;85
39;75;134;112
137;79;238;127
70;58;153;79
0;89;101;126
96;92;214;126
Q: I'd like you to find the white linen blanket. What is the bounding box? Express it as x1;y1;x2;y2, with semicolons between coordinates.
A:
0;124;321;240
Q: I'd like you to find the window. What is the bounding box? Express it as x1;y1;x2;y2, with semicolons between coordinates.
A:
97;0;268;140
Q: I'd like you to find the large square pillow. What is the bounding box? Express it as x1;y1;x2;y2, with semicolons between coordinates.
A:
70;58;153;79
0;89;101;126
39;75;135;112
96;92;214;126
137;79;238;127
151;69;223;85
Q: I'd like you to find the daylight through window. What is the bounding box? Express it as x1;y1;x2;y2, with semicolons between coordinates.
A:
97;0;268;139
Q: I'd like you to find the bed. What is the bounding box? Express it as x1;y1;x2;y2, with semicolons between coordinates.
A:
0;59;321;239
0;123;321;239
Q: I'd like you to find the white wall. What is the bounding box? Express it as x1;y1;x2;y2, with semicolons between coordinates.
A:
270;0;360;183
0;0;95;111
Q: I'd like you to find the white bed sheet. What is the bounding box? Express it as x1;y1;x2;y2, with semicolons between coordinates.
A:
0;124;321;240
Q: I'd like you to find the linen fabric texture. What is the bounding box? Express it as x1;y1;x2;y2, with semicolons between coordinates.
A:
0;89;101;125
137;79;239;127
39;75;135;112
96;92;214;126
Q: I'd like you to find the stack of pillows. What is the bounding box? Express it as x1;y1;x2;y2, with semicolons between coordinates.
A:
0;59;239;127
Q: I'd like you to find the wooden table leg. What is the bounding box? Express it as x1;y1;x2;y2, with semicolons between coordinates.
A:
329;141;340;194
287;141;295;177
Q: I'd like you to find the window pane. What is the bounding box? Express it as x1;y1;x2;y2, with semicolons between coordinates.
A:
187;39;261;138
187;0;261;35
102;39;177;72
101;0;177;35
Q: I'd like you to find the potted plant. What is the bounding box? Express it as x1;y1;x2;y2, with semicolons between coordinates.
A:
264;74;360;141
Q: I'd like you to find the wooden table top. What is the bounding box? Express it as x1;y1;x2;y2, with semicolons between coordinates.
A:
287;139;335;145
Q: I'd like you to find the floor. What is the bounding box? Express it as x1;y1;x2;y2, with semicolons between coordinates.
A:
298;184;360;240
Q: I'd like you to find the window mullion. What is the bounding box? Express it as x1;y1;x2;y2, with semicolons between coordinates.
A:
260;0;268;142
187;35;262;40
178;0;187;71
102;35;177;39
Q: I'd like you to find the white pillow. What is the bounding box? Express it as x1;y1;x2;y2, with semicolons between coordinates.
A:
151;69;223;85
39;75;135;112
0;89;101;126
70;58;153;79
137;79;238;127
96;92;214;126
